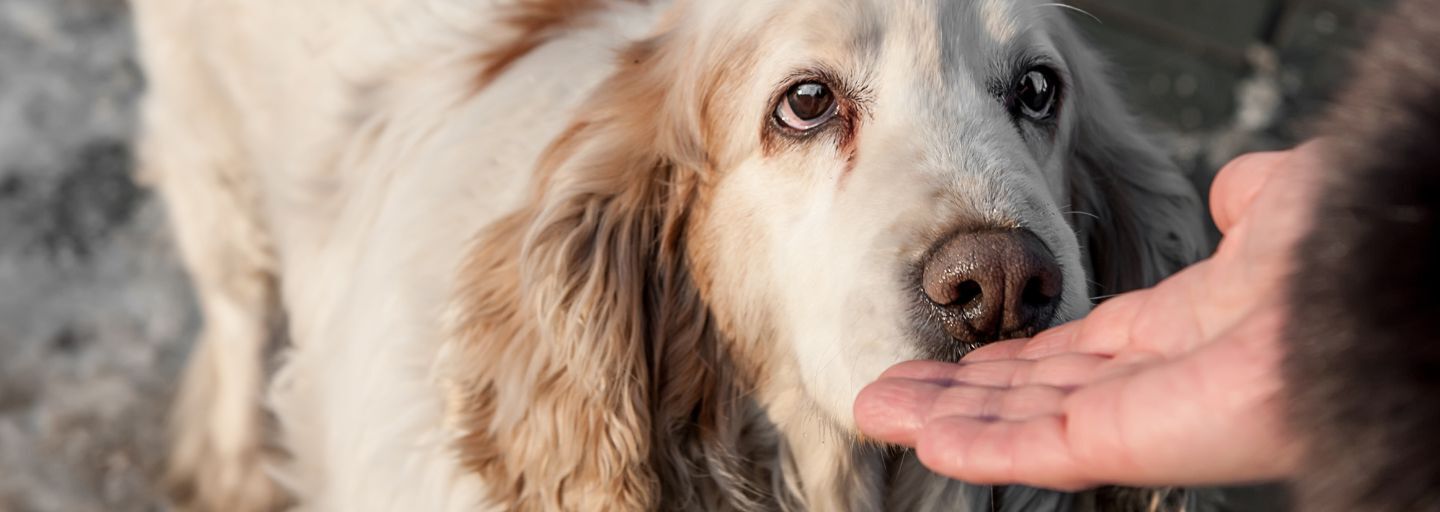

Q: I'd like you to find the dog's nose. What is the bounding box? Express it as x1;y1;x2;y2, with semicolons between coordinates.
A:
921;229;1062;344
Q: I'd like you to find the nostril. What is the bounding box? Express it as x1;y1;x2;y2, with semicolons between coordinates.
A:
919;228;1063;346
1021;276;1054;307
954;280;983;308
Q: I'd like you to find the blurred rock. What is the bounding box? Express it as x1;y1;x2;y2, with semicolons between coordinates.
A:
0;0;192;511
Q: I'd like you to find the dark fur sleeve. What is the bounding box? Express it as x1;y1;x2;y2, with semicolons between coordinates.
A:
1286;0;1440;510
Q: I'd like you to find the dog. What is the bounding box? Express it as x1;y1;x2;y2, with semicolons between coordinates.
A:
130;0;1206;509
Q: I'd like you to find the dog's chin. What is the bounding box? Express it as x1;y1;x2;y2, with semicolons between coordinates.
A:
913;336;988;364
906;328;994;364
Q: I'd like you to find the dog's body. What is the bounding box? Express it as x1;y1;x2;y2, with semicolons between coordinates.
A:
134;2;647;508
132;0;1205;510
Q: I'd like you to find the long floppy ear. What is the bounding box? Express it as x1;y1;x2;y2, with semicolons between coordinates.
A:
444;36;764;511
1059;29;1208;297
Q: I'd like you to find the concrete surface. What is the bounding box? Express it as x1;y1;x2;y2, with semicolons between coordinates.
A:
0;0;190;510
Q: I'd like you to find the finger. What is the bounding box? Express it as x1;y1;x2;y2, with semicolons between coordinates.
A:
1034;266;1247;358
881;354;1116;389
959;338;1032;362
855;378;942;445
907;372;1178;489
1210;150;1289;235
910;333;1071;365
879;359;1027;384
879;359;971;381
859;353;1126;447
856;376;1072;446
914;415;1091;491
860;378;1071;427
930;383;1068;421
1013;290;1152;359
974;286;1182;363
880;339;1041;378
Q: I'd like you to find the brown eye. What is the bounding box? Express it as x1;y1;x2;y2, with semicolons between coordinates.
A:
1011;67;1060;121
776;82;838;131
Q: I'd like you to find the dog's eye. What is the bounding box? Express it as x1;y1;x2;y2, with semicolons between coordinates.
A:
1011;67;1060;121
776;82;838;131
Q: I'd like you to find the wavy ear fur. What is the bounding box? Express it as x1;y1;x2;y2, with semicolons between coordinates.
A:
1059;26;1208;297
446;36;778;511
1053;21;1213;511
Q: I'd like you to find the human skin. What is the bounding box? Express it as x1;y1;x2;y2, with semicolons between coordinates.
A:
855;146;1324;490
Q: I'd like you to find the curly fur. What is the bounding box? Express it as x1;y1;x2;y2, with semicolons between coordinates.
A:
446;38;777;510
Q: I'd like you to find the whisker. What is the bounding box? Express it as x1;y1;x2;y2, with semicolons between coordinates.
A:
1085;278;1113;301
1064;210;1101;220
1035;3;1102;25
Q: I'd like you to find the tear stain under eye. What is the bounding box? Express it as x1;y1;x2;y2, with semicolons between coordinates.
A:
836;121;862;192
759;104;863;192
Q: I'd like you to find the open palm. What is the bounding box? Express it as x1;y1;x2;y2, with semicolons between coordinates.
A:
855;146;1322;490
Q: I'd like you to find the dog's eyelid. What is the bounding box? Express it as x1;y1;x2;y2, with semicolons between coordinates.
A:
1011;49;1064;72
770;67;871;108
764;66;871;143
1003;52;1069;87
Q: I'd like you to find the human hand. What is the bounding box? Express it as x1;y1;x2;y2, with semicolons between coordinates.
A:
854;145;1325;490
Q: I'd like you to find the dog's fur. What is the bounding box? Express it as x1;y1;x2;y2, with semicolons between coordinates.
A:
131;0;1206;510
1287;0;1440;509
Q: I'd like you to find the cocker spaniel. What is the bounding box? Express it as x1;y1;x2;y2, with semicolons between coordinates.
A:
132;0;1205;509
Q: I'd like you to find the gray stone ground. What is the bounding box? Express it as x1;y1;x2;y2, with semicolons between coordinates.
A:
0;0;1391;510
0;0;192;510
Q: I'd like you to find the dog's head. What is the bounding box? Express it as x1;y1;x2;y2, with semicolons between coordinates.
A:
450;0;1205;509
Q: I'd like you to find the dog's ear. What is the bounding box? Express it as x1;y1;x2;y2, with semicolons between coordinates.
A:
1059;30;1208;297
444;36;746;511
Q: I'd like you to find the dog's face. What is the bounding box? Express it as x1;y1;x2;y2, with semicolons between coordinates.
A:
653;0;1203;429
454;1;1204;506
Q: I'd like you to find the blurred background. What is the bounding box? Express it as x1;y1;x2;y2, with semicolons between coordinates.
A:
0;0;1395;510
